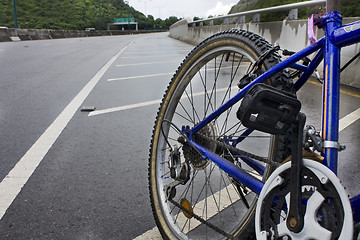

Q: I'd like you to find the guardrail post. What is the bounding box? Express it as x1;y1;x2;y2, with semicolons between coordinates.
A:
210;20;214;26
192;23;196;27
253;14;260;22
199;22;203;26
224;18;229;24
239;16;245;24
289;9;298;20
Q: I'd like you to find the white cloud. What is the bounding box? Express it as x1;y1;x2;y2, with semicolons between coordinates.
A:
205;1;235;17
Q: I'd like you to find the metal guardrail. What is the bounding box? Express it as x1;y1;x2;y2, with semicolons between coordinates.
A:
189;0;326;26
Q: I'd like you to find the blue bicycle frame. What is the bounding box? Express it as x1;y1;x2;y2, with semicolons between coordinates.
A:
184;12;360;222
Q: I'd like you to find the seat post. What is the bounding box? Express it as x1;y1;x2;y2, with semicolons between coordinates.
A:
327;0;341;12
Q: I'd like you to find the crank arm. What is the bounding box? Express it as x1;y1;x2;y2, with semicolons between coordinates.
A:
287;112;306;233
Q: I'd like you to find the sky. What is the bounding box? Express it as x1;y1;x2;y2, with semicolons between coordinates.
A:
128;0;237;20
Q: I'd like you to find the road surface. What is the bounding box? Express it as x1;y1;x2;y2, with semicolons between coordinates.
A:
0;32;359;239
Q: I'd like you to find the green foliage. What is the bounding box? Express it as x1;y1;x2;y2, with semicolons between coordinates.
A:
0;0;181;30
341;0;360;17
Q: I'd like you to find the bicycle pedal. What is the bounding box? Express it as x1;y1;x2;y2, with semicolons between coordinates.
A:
237;83;301;135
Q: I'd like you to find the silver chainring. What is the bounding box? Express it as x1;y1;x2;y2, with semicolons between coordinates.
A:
255;159;353;240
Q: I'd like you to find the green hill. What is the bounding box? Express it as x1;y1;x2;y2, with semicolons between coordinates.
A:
0;0;180;30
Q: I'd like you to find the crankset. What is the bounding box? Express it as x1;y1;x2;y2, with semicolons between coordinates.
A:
255;159;354;240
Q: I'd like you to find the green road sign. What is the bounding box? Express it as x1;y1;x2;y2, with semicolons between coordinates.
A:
114;18;135;23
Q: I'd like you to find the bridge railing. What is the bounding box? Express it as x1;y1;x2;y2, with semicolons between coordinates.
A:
189;0;326;27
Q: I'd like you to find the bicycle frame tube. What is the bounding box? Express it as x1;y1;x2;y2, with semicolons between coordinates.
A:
186;13;360;219
190;140;264;195
321;11;342;173
330;20;360;47
191;39;324;135
294;47;324;90
185;40;325;196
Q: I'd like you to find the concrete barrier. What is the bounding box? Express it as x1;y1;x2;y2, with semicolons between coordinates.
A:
0;28;11;42
8;28;31;41
50;30;66;39
26;29;39;40
36;29;52;39
169;18;360;89
0;28;167;42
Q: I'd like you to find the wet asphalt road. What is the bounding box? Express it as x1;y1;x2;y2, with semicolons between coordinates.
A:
0;32;359;239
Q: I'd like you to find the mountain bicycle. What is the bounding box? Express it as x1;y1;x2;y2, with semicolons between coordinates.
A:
148;0;360;238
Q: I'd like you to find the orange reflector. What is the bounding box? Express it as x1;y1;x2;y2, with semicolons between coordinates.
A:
180;198;193;219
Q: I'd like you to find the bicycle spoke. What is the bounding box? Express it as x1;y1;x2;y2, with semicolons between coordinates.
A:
184;87;201;123
177;100;196;125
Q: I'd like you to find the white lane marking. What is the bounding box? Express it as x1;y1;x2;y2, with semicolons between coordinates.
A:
116;60;179;67
124;50;190;54
89;99;161;116
133;184;240;240
89;86;238;117
133;227;161;240
108;72;173;81
339;108;360;132
120;54;185;59
108;65;247;82
0;42;133;221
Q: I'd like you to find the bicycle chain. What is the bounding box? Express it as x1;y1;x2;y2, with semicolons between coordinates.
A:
195;132;280;167
168;198;235;240
168;132;278;238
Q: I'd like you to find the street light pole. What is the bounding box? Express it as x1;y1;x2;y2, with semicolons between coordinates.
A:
98;0;102;31
125;0;130;32
49;0;54;29
138;0;151;30
12;0;19;28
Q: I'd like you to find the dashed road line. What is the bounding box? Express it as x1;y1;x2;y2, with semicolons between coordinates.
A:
108;72;174;81
108;65;247;82
116;60;179;67
88;87;238;116
120;54;185;59
123;50;190;54
339;108;360;132
89;99;161;117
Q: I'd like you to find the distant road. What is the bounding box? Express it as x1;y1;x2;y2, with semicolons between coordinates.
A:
0;32;359;239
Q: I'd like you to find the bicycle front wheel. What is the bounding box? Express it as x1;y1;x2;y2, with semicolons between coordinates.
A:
149;30;294;239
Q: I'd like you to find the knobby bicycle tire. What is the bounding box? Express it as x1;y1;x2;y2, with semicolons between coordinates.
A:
148;29;295;239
